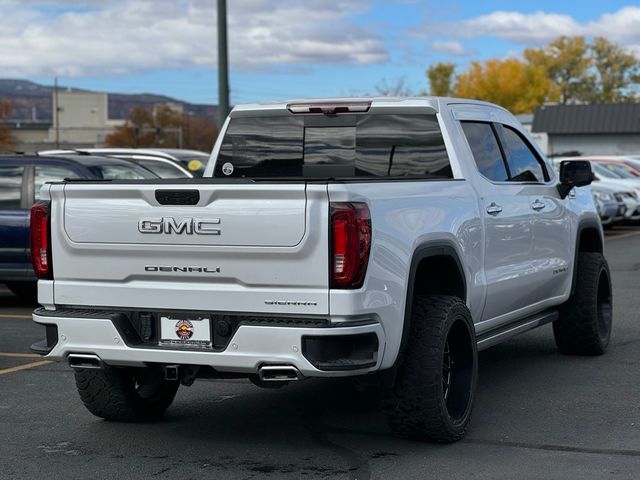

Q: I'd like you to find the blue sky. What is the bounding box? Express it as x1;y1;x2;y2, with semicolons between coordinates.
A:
1;1;637;106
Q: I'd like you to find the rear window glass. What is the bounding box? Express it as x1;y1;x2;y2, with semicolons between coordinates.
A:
215;114;452;179
0;165;23;210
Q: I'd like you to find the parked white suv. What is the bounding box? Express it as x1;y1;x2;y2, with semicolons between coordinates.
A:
31;97;612;442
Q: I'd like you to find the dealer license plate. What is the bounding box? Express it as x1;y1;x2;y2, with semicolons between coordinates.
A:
159;316;212;348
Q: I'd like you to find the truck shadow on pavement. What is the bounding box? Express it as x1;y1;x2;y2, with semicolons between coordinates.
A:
70;330;572;479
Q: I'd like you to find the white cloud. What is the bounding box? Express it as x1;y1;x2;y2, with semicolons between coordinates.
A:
0;0;389;77
430;40;473;56
586;6;640;45
431;7;640;54
453;11;583;44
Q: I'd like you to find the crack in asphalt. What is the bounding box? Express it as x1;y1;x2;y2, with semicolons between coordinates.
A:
322;425;640;460
464;438;640;457
302;406;371;480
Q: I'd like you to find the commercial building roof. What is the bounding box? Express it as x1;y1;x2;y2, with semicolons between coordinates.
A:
532;103;640;134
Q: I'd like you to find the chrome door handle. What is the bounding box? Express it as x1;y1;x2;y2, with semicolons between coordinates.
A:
486;203;503;215
531;200;546;211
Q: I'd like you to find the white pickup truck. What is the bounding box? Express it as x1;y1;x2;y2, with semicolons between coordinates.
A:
31;97;612;442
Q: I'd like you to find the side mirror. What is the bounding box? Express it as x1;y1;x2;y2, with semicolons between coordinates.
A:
558;160;592;198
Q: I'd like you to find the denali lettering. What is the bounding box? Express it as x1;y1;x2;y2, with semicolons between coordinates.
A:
138;217;221;235
145;266;221;273
264;300;318;306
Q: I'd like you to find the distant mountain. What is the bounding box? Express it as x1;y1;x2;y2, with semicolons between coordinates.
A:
0;79;218;123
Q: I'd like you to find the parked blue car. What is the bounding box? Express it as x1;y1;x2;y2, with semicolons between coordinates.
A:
0;154;157;300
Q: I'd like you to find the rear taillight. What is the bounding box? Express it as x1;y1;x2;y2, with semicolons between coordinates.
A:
330;202;371;289
30;201;52;279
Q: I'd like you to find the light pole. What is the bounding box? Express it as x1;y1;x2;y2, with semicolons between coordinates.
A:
217;0;230;129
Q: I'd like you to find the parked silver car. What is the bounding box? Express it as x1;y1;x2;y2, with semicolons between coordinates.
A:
39;149;193;179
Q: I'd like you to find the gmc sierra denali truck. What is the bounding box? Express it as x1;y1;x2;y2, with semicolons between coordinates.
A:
30;97;612;442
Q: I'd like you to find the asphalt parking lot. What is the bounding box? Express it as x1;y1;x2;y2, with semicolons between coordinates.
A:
1;227;639;480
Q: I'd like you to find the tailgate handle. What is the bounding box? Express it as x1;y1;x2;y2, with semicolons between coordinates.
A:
155;189;200;205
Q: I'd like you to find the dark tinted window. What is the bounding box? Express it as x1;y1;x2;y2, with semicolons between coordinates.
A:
215;114;452;179
500;126;547;182
34;165;81;200
461;122;509;182
0;166;24;210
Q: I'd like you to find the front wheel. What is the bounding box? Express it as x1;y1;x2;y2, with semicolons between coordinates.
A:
554;252;613;355
74;365;179;421
385;295;477;442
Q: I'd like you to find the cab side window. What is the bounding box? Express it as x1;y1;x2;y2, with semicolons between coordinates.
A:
461;122;509;182
0;166;24;210
499;126;548;183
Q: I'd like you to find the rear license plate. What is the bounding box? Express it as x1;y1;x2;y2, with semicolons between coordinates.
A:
159;316;212;349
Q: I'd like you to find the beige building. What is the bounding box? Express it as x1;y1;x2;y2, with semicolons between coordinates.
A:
48;90;124;148
7;89;184;151
7;121;51;152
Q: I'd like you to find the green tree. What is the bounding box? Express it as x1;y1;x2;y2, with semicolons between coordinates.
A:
427;63;455;96
454;58;553;114
524;36;592;104
589;37;640;103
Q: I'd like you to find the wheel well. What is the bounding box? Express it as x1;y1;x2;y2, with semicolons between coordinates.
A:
413;255;465;300
578;227;603;254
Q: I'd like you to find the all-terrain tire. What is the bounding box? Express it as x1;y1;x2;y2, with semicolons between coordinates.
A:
553;252;612;355
74;366;179;421
385;295;477;443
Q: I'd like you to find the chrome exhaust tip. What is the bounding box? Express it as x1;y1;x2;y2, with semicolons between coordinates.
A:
68;353;104;370
258;365;302;382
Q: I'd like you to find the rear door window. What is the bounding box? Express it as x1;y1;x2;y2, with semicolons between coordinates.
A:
215;114;452;179
498;126;548;183
0;165;24;210
461;122;509;182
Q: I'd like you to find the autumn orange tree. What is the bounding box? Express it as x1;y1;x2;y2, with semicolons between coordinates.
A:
183;116;219;152
0;99;16;150
105;107;155;147
425;36;640;112
454;59;554;114
106;105;218;151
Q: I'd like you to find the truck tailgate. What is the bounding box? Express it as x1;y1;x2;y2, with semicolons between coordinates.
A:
50;182;329;315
